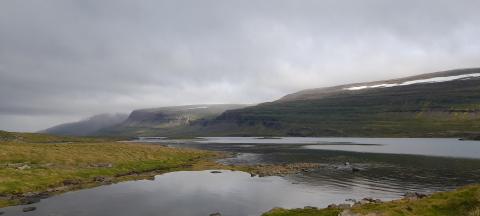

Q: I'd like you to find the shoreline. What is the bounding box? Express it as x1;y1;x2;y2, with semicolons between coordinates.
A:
0;158;228;208
262;184;480;216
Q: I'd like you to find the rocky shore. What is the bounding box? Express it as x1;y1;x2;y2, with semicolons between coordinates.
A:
248;163;324;177
263;191;430;216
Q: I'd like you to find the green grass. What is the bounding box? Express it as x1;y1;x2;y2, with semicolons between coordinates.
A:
0;131;221;207
262;184;480;216
262;207;341;216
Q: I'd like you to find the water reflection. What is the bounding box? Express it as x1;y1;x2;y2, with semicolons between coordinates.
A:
0;171;389;216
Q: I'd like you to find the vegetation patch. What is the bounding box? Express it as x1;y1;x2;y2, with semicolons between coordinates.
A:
262;184;480;216
262;207;341;216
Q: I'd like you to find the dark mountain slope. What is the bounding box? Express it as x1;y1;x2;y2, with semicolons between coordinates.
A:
193;68;480;137
97;104;248;136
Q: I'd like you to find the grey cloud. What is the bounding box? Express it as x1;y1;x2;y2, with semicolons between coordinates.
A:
1;0;480;131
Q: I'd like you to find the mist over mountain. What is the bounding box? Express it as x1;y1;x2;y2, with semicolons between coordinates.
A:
41;113;128;136
97;104;248;137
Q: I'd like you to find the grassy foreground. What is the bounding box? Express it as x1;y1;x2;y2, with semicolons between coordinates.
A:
0;131;222;207
262;184;480;216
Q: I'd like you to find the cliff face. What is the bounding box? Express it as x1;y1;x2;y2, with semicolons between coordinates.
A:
96;104;248;136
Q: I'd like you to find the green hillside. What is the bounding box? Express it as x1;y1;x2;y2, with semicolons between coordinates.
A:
187;68;480;137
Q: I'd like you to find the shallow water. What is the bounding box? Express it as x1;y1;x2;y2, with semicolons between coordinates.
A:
0;170;393;216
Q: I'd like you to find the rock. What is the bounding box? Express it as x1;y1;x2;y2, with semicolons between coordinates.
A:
356;200;370;205
93;176;113;183
345;198;356;203
22;207;36;212
354;197;382;206
7;163;32;170
301;168;313;172
404;192;427;200
351;167;361;172
21;196;41;205
17;164;31;170
337;203;351;209
210;171;222;174
209;212;221;216
0;211;4;215
63;179;81;185
327;204;337;208
89;163;113;168
48;186;68;192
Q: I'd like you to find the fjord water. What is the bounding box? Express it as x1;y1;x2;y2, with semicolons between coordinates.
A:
195;137;480;159
174;137;480;194
2;137;480;216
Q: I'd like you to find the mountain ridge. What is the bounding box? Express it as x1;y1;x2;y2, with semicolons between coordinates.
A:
188;68;480;137
44;68;480;138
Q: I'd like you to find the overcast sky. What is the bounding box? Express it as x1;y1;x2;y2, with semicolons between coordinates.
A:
1;0;480;132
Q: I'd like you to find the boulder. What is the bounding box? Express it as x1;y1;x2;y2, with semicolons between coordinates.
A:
210;171;222;174
63;179;81;185
345;198;356;203
17;164;31;170
89;163;113;168
20;197;41;205
404;192;427;200
209;212;221;216
93;176;113;183
337;203;351;209
22;207;36;212
327;204;337;208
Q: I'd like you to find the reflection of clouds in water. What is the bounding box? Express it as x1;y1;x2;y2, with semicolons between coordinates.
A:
1;170;381;216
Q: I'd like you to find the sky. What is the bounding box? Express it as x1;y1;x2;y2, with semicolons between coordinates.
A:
1;0;480;132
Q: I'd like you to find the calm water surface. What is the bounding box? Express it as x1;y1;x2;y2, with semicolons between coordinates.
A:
195;137;480;159
0;170;395;216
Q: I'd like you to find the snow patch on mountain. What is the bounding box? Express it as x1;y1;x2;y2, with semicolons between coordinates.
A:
345;73;480;91
185;106;209;110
